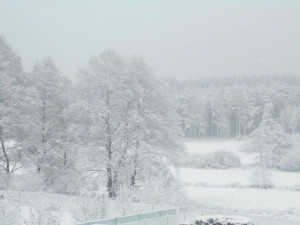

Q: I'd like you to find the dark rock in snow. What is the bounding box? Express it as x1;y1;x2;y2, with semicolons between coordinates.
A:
180;215;254;225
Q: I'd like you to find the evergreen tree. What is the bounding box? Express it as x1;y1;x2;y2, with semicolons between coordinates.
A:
242;104;292;168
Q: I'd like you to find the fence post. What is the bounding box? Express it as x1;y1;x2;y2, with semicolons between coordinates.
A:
167;215;169;225
143;219;146;225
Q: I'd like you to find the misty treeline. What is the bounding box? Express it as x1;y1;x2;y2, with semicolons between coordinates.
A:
167;76;300;138
167;75;300;172
0;36;184;204
167;74;300;171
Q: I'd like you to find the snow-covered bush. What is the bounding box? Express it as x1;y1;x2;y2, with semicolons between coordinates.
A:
203;151;241;169
183;150;241;169
114;186;139;216
0;171;9;189
0;199;21;225
280;149;300;171
181;215;254;225
43;168;85;195
72;194;108;223
23;204;62;225
250;168;274;189
9;172;44;192
137;165;189;208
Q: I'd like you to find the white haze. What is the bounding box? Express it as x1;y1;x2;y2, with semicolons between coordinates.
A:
0;0;300;80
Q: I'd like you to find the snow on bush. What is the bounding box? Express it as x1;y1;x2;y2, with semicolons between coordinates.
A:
181;150;241;169
0;198;21;225
181;215;254;225
203;151;242;169
72;194;108;223
0;171;10;189
9;173;44;192
250;167;274;189
23;204;62;225
280;149;300;172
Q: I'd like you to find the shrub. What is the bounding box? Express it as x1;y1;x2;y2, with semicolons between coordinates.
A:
280;149;300;172
203;151;241;169
184;150;241;169
250;168;274;189
23;204;62;225
0;199;21;225
9;173;44;192
72;194;108;223
0;171;9;189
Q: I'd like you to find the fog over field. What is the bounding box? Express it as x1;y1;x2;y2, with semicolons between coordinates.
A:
0;1;300;225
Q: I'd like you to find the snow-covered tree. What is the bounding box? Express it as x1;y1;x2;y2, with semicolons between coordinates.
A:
125;57;182;187
0;37;28;184
22;58;77;192
242;104;293;168
76;51;182;198
75;50;128;198
25;58;63;173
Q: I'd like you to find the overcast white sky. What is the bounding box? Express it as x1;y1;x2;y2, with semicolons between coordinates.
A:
1;0;300;80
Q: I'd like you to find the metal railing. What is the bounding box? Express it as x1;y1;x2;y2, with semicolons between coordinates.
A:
77;208;178;225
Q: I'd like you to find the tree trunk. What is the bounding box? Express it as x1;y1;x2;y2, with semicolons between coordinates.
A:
238;116;241;136
107;166;114;198
130;150;138;187
131;101;141;187
37;97;46;173
105;89;117;198
131;169;137;187
106;134;115;198
0;134;10;174
211;113;214;137
63;152;67;169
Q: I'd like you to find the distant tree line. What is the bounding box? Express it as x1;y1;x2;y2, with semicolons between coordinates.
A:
167;75;300;138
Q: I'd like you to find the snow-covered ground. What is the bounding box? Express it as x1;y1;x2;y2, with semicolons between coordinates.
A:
178;139;300;223
185;186;300;217
0;190;167;225
180;168;300;188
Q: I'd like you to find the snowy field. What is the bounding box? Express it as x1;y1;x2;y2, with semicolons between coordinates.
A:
178;139;300;224
180;168;300;188
185;186;300;217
